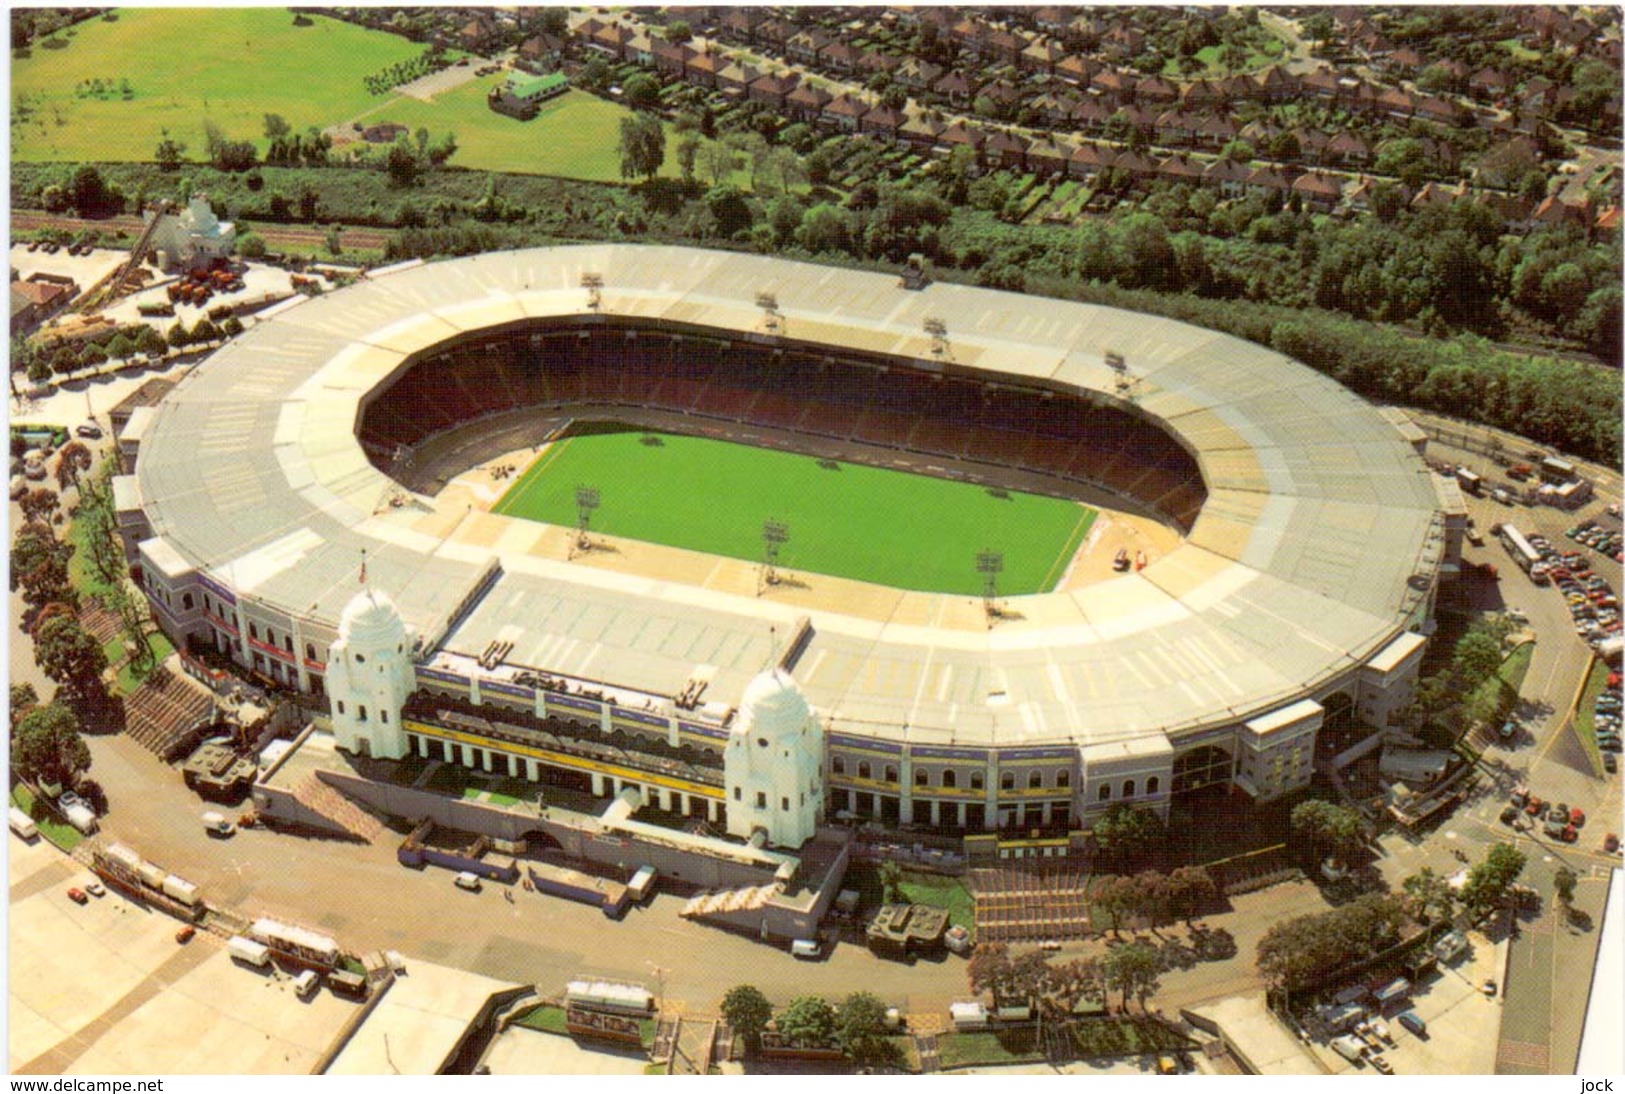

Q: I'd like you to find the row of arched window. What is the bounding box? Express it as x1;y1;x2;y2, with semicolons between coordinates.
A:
1097;776;1160;802
829;757;1077;793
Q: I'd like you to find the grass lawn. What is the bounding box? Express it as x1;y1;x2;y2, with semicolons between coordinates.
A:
114;631;175;696
512;1003;571;1035
11;784;85;852
377;85;679;181
897;872;977;934
1572;655;1610;774
936;1028;1043;1069
493;427;1094;596
12;8;429;162
1465;639;1536;731
1064;1016;1194;1057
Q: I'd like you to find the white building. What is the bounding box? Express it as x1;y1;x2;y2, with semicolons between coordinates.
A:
724;670;824;849
146;192;237;272
327;588;416;760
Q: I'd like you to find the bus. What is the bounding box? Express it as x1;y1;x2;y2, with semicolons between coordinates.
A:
1499;524;1543;581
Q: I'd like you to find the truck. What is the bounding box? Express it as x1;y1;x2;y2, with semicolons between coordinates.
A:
229;936;272;968
201;810;235;837
1456;468;1483;496
9;806;39;842
627;865;658;903
161;874;201;907
1330;1034;1367;1063
62;801;98;835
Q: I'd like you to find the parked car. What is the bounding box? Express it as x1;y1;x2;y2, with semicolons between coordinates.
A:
1370;1055;1394;1074
67;887;89;905
175;925;197;944
84;879;105;897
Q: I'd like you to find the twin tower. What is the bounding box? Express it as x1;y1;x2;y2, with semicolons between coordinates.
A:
326;589;825;850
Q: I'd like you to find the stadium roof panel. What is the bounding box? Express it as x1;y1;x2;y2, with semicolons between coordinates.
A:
135;245;1441;748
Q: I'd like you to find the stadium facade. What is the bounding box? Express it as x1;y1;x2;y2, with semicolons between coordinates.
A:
118;245;1460;849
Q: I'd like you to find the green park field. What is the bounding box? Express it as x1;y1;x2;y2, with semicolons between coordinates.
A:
11;8;673;180
12;9;424;162
493;427;1096;596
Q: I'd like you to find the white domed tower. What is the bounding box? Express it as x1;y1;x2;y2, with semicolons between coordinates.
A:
327;588;416;760
725;669;824;849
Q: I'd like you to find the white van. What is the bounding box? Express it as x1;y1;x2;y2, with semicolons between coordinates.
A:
790;938;822;959
228;936;272;968
9;806;39;841
201;811;235;837
292;969;320;999
454;871;482;892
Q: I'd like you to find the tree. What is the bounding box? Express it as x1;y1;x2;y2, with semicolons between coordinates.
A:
1459;842;1525;917
12;522;73;610
665;19;692;44
675;134;701;182
190;318;221;345
167;322;191;350
623;73;661;110
1553;866;1578;907
385;140;419;188
237;232;267;259
1091;874;1136;936
11;702;91;788
263;113;290;141
1101;942;1160;1012
776;995;837;1046
706;184;753;238
11;682;40;722
18;486;59;524
1451;628;1503;688
836;992;894;1066
798;203;853;254
1090;803;1166;871
1289;800;1364;864
720;985;773;1053
1401;867;1455;925
70;166;112;217
618;114;666;182
1132;870;1173;933
154;130;187;171
1165;865;1217;924
35;614;108;700
878;860;904;904
697;138;741;186
1256;892;1407;992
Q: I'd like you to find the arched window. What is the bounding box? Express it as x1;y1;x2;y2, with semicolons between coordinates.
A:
182;593;194;611
970;771;983;790
284;636;293;652
1057;770;1070;788
248;623;259;640
1123;779;1135;798
915;769;929;786
832;756;846;775
858;761;871;780
1000;772;1015;791
884;765;897;783
305;642;316;661
1146;776;1160;795
1028;771;1043;789
358;704;368;722
943;769;958;788
1098;784;1111;802
336;700;345;715
381;710;388;724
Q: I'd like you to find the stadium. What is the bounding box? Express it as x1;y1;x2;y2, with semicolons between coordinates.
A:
119;244;1456;845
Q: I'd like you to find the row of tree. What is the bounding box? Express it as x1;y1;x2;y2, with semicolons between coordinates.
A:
1404;614;1519;749
720;986;897;1066
968;939;1164;1016
1092;866;1219;935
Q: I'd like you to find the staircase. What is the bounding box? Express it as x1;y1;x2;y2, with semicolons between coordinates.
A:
96;201;171;309
123;666;214;760
290;774;387;843
679;883;777;920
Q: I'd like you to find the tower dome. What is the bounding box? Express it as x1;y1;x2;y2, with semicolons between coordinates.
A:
736;669;810;736
338;588;407;651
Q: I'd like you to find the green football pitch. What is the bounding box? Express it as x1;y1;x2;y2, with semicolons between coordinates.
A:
492;426;1095;596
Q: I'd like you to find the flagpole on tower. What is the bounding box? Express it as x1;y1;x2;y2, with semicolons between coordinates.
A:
360;548;367;587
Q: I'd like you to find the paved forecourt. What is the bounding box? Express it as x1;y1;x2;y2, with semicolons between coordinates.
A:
133;245;1443;753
